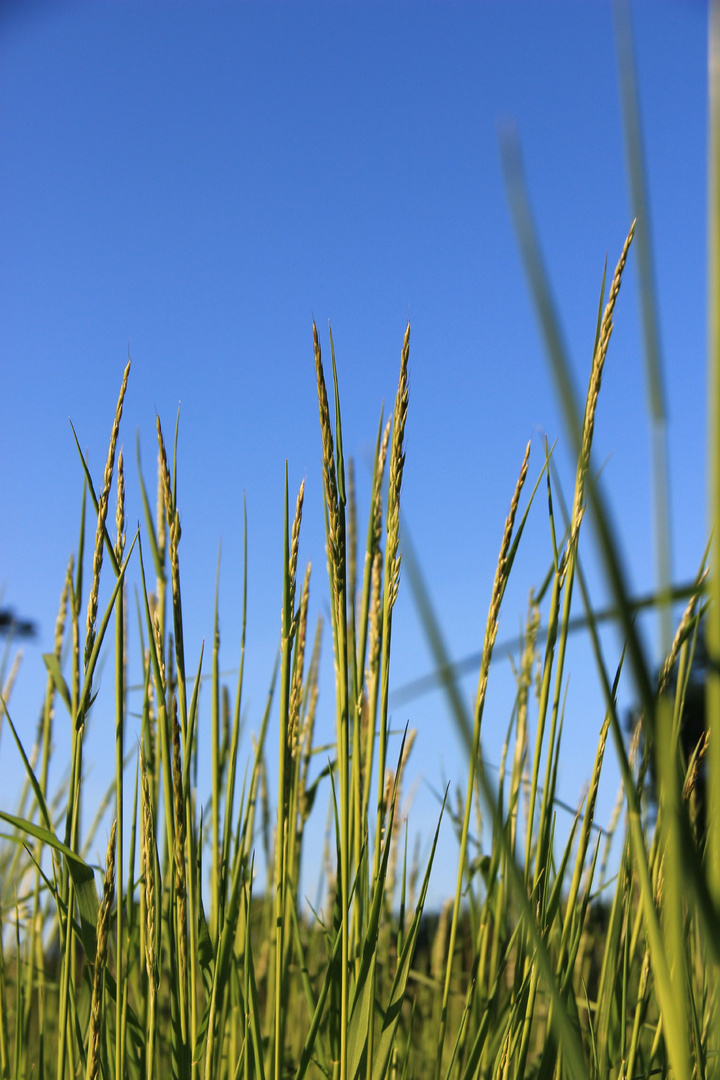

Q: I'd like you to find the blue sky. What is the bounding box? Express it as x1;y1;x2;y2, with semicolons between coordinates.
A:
0;1;709;907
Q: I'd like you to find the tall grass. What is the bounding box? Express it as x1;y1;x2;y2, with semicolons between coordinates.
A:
0;8;717;1080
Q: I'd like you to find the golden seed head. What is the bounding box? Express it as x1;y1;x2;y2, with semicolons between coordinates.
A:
373;419;392;553
386;324;410;591
476;440;531;718
115;447;126;561
571;224;635;547
313;322;343;584
657;573;707;696
289;478;306;619
84;363;131;669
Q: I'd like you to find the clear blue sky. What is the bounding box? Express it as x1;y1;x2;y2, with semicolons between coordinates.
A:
0;1;709;907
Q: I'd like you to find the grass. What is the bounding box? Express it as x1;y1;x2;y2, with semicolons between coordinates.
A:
0;9;717;1080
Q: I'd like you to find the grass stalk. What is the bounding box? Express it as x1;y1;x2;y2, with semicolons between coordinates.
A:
434;440;530;1080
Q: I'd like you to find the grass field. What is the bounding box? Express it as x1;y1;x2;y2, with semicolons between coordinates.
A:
1;10;719;1080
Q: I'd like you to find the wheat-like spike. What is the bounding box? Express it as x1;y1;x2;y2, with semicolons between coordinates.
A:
167;633;177;704
86;819;117;1080
152;611;166;693
385;770;400;902
289;561;311;761
289;479;305;622
476;440;531;714
387;323;410;597
313;321;342;583
156;443;166;558
85;361;130;667
366;549;383;686
156;415;182;618
570;223;635;544
169;511;181;595
513;595;539;829
156;413;173;524
683;730;709;812
1;653;22;709
657;571;708;695
384;730;416;905
140;747;158;989
115;446;125;562
370;419;392;565
399;727;416;781
55;556;72;660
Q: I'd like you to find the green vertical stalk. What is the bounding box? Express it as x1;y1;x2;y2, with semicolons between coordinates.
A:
372;326;409;889
56;511;84;1080
434;442;529;1080
0;909;8;1080
212;550;221;938
274;471;291;1080
331;430;350;1080
314;322;350;1080
220;497;247;930
274;468;303;1080
114;582;125;1080
336;568;350;1080
25;564;69;1079
115;454;127;1080
365;328;408;1080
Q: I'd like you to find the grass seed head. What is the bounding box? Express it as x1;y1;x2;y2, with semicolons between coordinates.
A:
476;440;531;712
140;746;159;989
387;323;410;598
313;321;342;584
657;574;707;696
84;361;130;667
373;419;392;554
289;478;305;622
571;223;635;547
289;561;311;758
367;548;383;688
115;446;125;561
